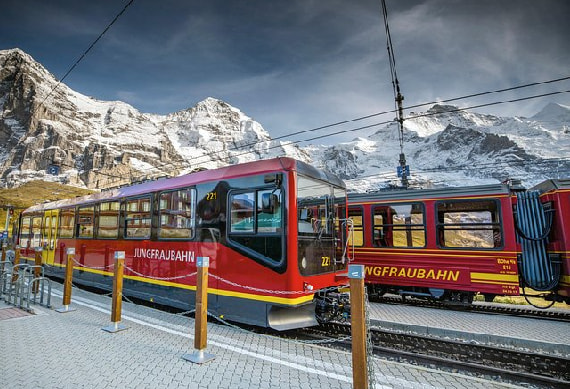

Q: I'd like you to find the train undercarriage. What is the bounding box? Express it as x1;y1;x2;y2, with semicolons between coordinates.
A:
367;284;477;305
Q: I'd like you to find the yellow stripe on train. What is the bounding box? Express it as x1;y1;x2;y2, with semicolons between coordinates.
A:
22;257;314;307
470;272;519;283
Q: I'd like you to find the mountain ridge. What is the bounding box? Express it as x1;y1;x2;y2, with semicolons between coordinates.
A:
1;48;569;191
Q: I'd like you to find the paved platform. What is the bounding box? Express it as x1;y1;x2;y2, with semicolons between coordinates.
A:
0;282;529;389
369;301;570;358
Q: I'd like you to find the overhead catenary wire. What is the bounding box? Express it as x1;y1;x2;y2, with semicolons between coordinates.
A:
32;72;570;187
345;156;570;184
354;75;570;121
147;80;570;173
70;87;570;188
38;0;136;107
178;88;570;170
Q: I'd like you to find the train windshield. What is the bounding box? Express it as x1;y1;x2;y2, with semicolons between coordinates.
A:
297;175;346;276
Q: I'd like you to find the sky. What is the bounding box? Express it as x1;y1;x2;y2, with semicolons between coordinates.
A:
1;0;569;145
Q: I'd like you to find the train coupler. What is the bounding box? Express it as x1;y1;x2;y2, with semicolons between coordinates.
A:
315;289;351;324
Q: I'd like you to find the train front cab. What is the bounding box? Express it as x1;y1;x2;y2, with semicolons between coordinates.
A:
348;184;520;304
526;179;570;304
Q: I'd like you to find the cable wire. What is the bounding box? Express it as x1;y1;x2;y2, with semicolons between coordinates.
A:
77;87;570;188
39;0;136;107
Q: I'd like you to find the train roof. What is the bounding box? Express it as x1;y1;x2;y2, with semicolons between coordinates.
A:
24;157;345;213
348;183;512;203
530;178;570;193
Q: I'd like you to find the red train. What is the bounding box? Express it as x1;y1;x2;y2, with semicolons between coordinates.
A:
15;157;350;330
348;179;570;306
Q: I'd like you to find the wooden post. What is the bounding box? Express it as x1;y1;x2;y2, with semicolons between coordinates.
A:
32;248;43;294
349;264;369;389
194;258;209;351
102;251;127;333
56;247;76;313
182;256;215;364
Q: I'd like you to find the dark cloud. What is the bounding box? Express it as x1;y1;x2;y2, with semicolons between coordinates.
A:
0;0;568;142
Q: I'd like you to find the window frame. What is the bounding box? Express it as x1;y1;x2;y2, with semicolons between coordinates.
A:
228;188;283;236
158;187;197;240
96;201;120;239
435;198;503;250
76;205;95;239
20;216;32;248
227;186;285;265
124;196;152;240
58;207;76;239
347;206;364;247
371;202;426;248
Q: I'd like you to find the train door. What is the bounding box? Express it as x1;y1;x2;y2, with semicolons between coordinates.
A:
42;210;59;265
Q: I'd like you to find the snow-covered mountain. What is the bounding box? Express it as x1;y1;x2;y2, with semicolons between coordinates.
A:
316;102;570;191
1;48;568;192
0;48;310;189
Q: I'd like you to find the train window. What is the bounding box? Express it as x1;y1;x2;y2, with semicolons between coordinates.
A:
20;216;31;248
257;190;281;233
30;216;42;248
228;188;283;262
42;215;51;237
348;208;364;246
58;208;75;238
159;189;196;239
125;197;151;239
77;206;94;238
97;202;119;239
230;192;255;232
436;199;502;249
372;203;425;248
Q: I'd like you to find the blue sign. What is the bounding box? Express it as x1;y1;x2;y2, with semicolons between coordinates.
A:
348;264;365;279
197;257;210;268
0;231;7;240
397;165;410;178
47;165;60;176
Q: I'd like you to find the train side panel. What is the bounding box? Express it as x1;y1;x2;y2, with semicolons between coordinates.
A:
349;185;520;302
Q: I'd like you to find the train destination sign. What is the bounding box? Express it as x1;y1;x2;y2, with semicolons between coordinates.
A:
366;265;462;282
133;247;196;262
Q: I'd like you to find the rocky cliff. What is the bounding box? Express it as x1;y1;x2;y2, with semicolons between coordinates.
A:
1;48;569;191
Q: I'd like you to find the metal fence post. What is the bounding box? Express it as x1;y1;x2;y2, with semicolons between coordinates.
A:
11;246;20;284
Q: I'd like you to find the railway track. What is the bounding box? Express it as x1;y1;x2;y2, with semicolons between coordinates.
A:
371;295;570;323
293;322;570;389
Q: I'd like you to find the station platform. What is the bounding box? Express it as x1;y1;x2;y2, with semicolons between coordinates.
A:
0;281;559;389
369;300;570;358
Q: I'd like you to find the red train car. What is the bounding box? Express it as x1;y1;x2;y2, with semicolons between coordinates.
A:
349;184;521;304
348;180;570;305
16;157;349;330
